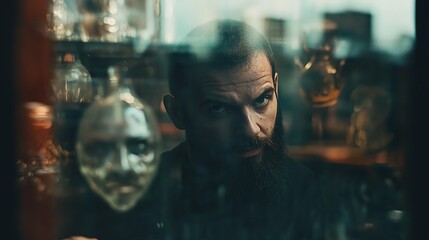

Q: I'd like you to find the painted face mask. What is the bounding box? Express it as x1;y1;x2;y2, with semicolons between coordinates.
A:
76;67;161;212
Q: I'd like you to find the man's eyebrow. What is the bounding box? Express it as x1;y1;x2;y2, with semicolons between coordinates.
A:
256;86;275;99
199;86;276;107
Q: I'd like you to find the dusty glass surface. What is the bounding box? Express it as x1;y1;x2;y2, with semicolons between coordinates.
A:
17;0;415;239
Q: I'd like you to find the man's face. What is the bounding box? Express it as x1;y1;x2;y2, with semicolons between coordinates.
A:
182;52;279;165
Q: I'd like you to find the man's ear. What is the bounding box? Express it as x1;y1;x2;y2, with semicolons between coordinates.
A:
274;73;279;97
163;94;186;130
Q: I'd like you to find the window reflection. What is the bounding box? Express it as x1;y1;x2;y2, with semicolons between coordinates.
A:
16;0;414;239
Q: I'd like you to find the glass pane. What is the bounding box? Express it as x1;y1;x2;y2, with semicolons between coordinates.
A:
15;0;415;239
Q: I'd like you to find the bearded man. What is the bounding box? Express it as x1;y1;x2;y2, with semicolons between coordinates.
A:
160;19;325;240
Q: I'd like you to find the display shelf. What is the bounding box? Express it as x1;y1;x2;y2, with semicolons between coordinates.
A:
54;40;137;57
288;143;403;168
52;40;175;79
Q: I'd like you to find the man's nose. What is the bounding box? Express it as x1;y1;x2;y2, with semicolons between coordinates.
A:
240;107;261;137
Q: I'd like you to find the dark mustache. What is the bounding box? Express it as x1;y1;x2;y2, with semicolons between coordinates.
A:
235;136;275;151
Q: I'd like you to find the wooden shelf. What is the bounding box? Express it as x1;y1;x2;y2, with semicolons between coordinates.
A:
54;40;136;57
288;144;402;167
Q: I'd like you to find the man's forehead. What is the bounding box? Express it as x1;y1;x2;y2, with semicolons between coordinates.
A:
192;52;272;87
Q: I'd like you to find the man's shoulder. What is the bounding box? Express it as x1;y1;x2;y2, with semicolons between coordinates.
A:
282;154;325;238
283;153;316;183
157;142;188;181
281;153;323;204
161;142;187;159
160;142;188;167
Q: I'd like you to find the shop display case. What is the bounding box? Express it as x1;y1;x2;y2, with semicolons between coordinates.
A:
3;0;427;239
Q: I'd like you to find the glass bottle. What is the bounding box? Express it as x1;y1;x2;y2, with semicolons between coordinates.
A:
77;0;128;42
46;0;77;40
295;43;346;108
346;86;393;151
17;102;66;240
51;52;94;152
52;52;93;103
76;66;161;212
125;0;157;52
295;37;346;141
50;52;94;198
18;102;63;181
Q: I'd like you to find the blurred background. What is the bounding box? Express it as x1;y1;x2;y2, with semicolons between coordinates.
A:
3;0;428;239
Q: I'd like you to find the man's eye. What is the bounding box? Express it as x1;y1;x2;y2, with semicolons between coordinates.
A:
209;105;226;113
208;104;228;115
254;95;271;107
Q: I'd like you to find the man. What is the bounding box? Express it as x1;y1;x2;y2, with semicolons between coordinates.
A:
159;19;325;240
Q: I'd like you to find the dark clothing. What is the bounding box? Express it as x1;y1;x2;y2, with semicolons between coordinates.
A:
156;142;325;240
58;142;324;240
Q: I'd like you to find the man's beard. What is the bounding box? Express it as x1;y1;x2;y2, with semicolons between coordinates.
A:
239;108;288;194
187;106;289;195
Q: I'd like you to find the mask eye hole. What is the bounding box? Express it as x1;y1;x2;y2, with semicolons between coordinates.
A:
126;138;150;155
84;140;115;160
